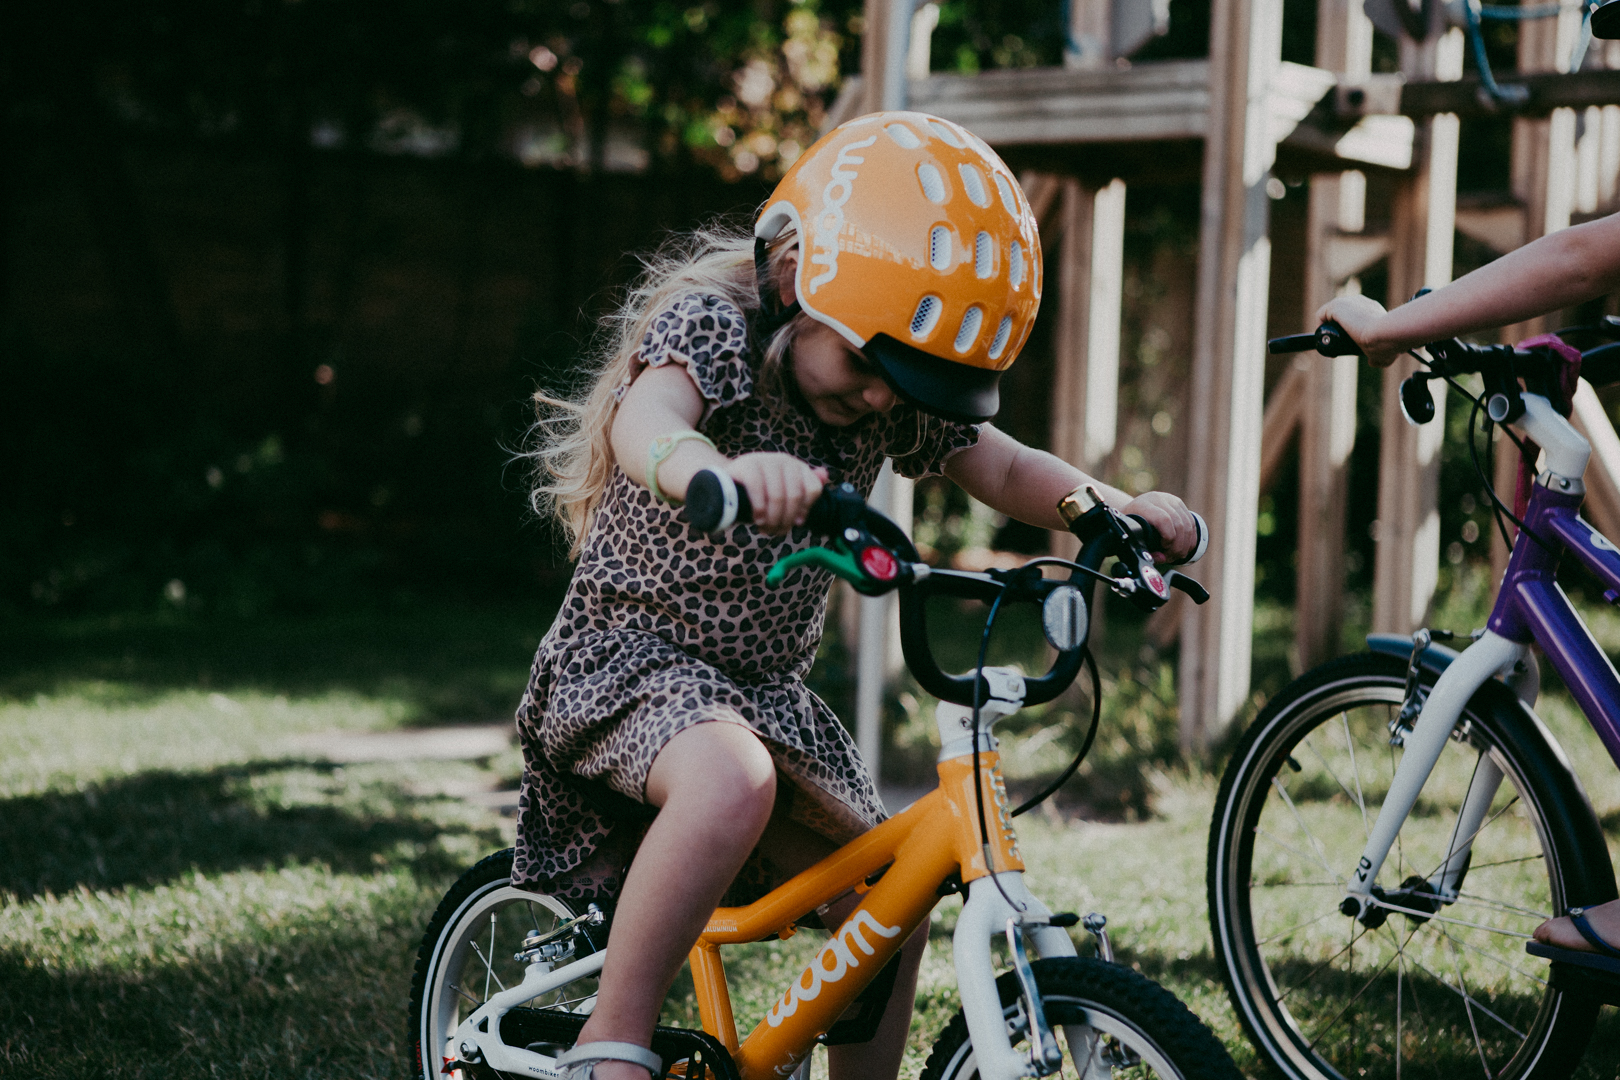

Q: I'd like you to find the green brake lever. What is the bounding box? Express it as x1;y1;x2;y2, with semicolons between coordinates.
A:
766;543;866;588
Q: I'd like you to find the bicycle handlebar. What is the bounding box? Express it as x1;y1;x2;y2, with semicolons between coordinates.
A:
1268;321;1363;358
684;469;1209;707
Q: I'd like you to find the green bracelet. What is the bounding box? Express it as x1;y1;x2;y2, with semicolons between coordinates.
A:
647;430;717;504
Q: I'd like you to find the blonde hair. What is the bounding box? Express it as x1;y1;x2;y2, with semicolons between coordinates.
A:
526;221;802;557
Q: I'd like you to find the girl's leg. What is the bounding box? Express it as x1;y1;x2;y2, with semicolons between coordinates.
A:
573;720;778;1080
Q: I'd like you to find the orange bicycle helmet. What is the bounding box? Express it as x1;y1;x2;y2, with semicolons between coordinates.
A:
755;111;1042;424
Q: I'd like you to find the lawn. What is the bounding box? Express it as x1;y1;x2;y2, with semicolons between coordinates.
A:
3;601;1619;1079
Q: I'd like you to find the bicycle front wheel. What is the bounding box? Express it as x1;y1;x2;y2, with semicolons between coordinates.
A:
920;957;1241;1080
1208;653;1612;1080
407;849;601;1080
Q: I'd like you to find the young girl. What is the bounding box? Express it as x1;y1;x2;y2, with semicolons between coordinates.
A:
516;111;1200;1080
1316;208;1620;962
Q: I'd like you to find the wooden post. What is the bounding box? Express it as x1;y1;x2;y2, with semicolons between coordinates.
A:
1050;176;1127;560
1179;0;1283;748
1490;5;1586;583
1371;23;1463;635
1295;0;1372;668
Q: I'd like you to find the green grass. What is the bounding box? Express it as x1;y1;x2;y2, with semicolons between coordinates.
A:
4;601;1620;1078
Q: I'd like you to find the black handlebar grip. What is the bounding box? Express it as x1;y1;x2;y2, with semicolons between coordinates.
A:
1268;322;1364;358
685;469;753;532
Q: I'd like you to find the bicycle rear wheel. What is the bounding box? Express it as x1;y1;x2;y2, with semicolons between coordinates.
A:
407;849;601;1080
1207;653;1613;1080
920;957;1241;1080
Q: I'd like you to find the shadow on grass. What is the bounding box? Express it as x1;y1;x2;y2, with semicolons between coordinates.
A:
0;603;557;722
1125;945;1620;1080
0;760;498;899
0;904;429;1079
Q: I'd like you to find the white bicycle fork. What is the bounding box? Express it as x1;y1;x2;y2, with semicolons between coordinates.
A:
1341;630;1531;918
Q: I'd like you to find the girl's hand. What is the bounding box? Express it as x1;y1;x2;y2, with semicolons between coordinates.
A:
727;453;830;534
1121;491;1199;563
1314;294;1402;367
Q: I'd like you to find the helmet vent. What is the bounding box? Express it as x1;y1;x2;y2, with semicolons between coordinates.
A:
959;165;990;208
929;226;952;271
994;172;1019;216
885;123;922;149
954;306;984;353
1009;241;1025;289
974;232;994;278
988;315;1014;359
927;120;966;148
910;295;943;340
917;163;948;204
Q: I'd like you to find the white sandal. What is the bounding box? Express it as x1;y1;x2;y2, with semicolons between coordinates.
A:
554;1041;663;1080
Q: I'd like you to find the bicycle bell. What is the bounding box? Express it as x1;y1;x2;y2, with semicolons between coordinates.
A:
1042;585;1088;651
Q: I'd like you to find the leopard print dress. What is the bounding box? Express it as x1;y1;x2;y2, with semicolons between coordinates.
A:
511;292;979;900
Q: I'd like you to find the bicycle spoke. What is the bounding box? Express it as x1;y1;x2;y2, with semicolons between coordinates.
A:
1263;783;1344;883
1298;726;1367;823
1303;926;1409;1050
1365;899;1533;939
1339;711;1371;838
470;938;509;996
1462;854;1542;871
1253;879;1341;889
1402;941;1528;1042
1435;927;1550;988
448;981;479;1007
1443;930;1496;1077
1257;906;1342;946
1254;826;1346;885
1420;792;1522;885
1451;890;1551;923
1277;922;1369;1005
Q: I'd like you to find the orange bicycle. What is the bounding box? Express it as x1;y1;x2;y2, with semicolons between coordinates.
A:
409;475;1236;1080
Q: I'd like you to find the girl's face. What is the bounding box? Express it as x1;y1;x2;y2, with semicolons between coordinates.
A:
790;321;899;426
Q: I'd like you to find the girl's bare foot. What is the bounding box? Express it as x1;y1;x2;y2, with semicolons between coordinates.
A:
1533;897;1620;953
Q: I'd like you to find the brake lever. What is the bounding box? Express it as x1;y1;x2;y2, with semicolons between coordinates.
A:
1165;571;1209;605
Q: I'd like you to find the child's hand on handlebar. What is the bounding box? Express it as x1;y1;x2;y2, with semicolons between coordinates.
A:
1121;492;1200;563
1314;294;1400;367
727;453;829;534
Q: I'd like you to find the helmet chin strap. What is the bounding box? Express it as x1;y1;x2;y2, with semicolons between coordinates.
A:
754;237;802;336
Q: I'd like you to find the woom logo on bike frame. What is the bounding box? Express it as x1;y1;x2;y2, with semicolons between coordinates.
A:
765;909;903;1027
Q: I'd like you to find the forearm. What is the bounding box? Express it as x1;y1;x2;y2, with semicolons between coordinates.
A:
944;426;1126;529
1366;215;1620;354
609;367;726;503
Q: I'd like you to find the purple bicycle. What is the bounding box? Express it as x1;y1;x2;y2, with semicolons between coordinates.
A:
1207;322;1620;1080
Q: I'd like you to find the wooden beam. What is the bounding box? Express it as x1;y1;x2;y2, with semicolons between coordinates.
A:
1258;362;1306;495
1372;26;1462;636
1399;68;1620;121
1179;0;1282;749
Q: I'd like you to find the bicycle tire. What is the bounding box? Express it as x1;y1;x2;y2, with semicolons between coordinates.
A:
407;848;598;1080
1207;652;1615;1080
919;957;1241;1080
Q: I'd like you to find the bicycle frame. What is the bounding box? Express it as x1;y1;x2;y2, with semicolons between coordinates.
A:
449;674;1079;1080
1343;390;1620;916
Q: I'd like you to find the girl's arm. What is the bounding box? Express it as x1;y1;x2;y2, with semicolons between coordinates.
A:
611;363;826;533
1318;211;1620;366
943;424;1199;559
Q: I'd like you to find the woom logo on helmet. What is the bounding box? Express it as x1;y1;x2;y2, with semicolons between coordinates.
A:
806;135;879;294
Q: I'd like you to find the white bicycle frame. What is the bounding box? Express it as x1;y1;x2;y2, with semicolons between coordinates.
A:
1341;392;1590;919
